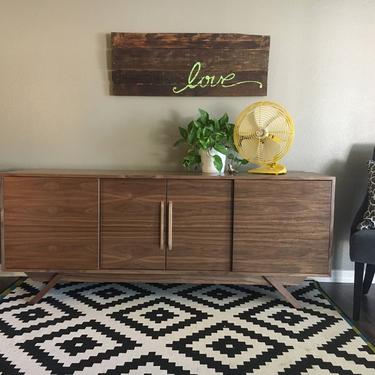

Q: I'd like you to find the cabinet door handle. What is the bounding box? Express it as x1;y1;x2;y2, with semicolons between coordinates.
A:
160;201;165;250
168;201;173;250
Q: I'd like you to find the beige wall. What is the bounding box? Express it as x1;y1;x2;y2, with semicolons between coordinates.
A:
1;0;375;271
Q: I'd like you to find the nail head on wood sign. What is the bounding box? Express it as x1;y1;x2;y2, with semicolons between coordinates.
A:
110;33;270;97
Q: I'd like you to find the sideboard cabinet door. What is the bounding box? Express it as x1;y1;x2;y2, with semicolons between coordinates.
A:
233;180;333;274
101;179;166;270
166;179;232;271
3;177;98;270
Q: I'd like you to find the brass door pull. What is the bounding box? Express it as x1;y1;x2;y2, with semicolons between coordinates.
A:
160;201;165;250
168;201;173;250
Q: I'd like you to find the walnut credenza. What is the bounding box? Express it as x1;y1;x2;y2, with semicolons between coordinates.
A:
0;170;335;306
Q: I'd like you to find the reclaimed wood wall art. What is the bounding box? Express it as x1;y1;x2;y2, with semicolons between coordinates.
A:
111;33;270;96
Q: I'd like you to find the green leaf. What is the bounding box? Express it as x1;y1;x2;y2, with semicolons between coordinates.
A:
200;139;210;149
213;155;223;172
213;119;220;131
219;113;229;126
187;121;194;133
193;120;200;129
213;144;228;155
179;127;188;140
174;138;185;147
198;108;209;124
182;153;200;169
182;159;191;168
229;155;249;165
187;126;196;144
186;148;197;156
196;127;202;139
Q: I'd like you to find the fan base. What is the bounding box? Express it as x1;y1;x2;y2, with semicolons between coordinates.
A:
248;164;287;175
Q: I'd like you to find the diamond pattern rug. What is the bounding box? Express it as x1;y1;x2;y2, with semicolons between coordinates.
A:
0;279;374;374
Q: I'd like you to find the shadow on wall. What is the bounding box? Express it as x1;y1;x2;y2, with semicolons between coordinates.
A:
324;143;373;269
150;110;192;171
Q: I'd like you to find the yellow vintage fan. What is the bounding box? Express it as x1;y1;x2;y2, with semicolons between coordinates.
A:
234;101;295;175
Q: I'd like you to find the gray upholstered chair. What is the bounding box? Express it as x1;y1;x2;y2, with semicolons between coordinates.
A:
350;147;375;320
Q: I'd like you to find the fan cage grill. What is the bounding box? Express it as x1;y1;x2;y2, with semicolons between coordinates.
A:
234;101;295;166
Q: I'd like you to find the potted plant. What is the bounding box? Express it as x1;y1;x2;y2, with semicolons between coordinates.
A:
174;109;247;174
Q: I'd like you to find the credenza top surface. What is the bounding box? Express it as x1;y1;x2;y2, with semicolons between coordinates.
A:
0;169;335;180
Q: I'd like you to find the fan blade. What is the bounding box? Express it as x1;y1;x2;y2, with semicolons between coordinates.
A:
266;117;293;135
267;127;293;142
238;137;258;160
263;137;283;163
263;113;282;130
239;133;257;146
268;130;293;135
267;133;283;144
238;111;259;135
248;110;259;127
253;107;262;128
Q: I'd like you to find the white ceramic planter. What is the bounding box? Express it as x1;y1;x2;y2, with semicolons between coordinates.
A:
199;148;226;175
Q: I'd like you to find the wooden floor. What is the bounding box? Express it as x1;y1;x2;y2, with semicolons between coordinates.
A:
0;277;374;345
0;277;18;294
319;282;375;345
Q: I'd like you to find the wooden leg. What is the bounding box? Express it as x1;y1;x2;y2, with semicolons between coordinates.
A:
264;276;301;309
353;262;364;321
26;272;54;282
363;263;375;295
28;273;62;304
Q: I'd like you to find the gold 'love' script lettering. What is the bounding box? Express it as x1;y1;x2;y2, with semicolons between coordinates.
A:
111;32;270;96
172;61;263;94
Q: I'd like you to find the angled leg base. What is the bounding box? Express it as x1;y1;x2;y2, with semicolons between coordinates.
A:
28;273;62;304
264;276;301;309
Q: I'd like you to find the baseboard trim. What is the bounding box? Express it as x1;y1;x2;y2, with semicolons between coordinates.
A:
310;269;374;284
0;271;26;277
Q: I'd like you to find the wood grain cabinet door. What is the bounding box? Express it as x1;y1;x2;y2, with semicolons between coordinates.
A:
166;179;232;271
101;179;166;270
3;177;98;270
233;180;333;274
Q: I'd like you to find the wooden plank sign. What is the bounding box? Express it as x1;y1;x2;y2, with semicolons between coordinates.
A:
111;33;270;96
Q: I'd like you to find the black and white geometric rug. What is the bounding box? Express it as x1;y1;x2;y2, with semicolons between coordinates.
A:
0;279;374;374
